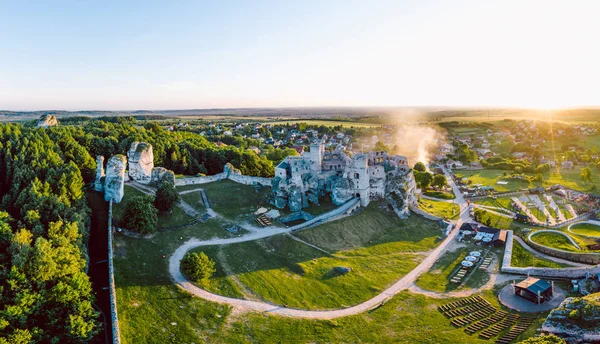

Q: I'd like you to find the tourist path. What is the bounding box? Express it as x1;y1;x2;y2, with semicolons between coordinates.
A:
168;167;472;319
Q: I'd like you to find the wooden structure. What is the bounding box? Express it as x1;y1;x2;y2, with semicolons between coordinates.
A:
514;277;553;304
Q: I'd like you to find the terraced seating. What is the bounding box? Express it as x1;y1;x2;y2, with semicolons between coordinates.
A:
496;318;535;344
479;314;519;339
438;296;483;313
451;306;496;327
465;311;508;335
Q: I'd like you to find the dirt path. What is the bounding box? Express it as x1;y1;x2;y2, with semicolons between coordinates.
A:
168;167;475;319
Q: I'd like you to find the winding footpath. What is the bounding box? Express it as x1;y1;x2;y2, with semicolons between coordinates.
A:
169;167;472;319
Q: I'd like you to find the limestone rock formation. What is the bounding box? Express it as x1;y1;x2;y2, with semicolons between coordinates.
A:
223;162;241;177
542;294;600;341
36;114;58;128
151;167;175;185
104;155;127;203
94;156;105;192
287;185;303;212
127;142;154;183
331;177;354;205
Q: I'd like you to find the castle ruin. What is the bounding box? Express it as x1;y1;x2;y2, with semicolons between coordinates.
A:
272;141;417;217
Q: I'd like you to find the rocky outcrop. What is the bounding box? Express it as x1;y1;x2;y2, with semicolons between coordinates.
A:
36;114;58;128
127;142;154;183
542;294;600;342
288;185;303;212
223;162;241;177
104;155;127;203
94;156;105;192
331;177;354;205
151;167;175;185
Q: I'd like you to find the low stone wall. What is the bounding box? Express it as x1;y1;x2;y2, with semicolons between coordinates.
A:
290;197;360;232
525;235;600;265
174;173;226;186
228;174;272;186
174;173;272;187
107;201;121;344
501;230;600;278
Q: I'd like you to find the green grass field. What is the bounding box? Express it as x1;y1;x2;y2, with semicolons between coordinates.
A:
569;223;600;237
418;198;460;220
192;203;444;309
510;240;568;268
454;170;531;192
112;181;541;343
423;190;455;199
543;167;600;192
416;248;468;292
529;232;580;252
473;197;514;210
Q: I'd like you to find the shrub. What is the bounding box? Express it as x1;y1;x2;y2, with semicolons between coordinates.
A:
154;181;180;212
568;309;581;320
180;252;216;284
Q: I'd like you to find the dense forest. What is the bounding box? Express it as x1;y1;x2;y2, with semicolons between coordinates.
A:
0;118;287;342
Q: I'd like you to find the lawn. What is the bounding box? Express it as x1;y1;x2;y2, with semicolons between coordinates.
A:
543;167;600;192
179;191;206;213
569;223;600;237
423;190;455;199
191;180;273;222
416;248;468;292
474;208;521;230
113;185;196;230
112;197;539;343
418;198;460;220
473;197;514;211
529;232;580;252
454;169;531;192
193;203;445;310
510;240;568;268
295;203;443;252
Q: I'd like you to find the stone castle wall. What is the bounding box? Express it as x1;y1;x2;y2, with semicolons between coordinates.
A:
174;173;271;187
107;201;121;344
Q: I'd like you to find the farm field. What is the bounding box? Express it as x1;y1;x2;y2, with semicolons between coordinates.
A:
418;198;460;220
265;119;382;128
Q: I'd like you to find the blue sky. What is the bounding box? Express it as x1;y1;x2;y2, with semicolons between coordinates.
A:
1;0;598;110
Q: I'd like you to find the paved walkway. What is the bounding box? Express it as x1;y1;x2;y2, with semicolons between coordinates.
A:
168;166;473;319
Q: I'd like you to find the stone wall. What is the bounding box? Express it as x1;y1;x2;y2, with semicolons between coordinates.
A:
174;173;227;186
501;230;600;278
107;201;121;344
228;174;272;186
289;197;360;232
174;173;271;187
525;235;600;265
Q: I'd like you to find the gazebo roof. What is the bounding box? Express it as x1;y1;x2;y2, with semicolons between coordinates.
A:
515;277;551;294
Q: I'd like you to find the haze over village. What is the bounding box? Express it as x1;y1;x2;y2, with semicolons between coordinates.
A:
1;1;600;344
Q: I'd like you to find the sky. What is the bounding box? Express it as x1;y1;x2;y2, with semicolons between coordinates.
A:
1;0;599;111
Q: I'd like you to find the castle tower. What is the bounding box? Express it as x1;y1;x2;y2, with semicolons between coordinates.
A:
308;140;323;173
348;154;370;206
